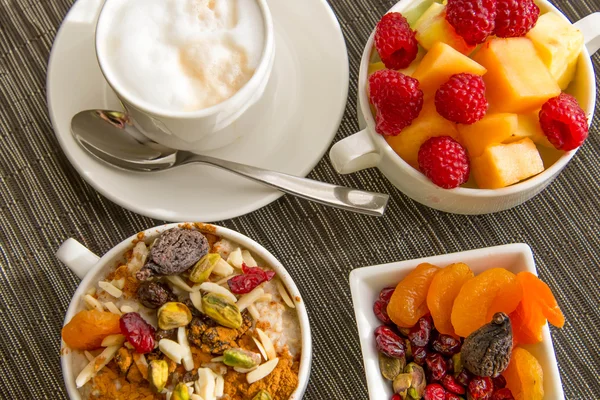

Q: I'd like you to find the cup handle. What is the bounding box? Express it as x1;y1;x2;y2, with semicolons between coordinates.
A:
56;238;100;280
329;129;381;174
575;12;600;56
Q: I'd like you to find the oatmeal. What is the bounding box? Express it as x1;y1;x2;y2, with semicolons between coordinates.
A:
62;226;301;400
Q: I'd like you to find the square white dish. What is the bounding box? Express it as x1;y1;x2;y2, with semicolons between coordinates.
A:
349;243;564;399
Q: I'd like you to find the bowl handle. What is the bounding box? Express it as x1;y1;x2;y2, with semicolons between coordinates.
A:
575;12;600;55
56;238;100;279
329;128;381;174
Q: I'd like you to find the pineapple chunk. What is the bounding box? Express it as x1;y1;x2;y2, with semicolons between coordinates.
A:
412;42;487;95
526;12;584;90
473;38;561;113
516;112;554;148
386;100;460;168
414;3;476;55
458;113;518;158
472;138;544;189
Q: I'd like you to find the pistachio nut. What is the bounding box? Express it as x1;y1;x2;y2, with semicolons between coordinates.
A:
157;302;193;330
379;352;405;381
398;327;411;336
171;382;190;400
392;373;412;397
252;390;272;400
404;339;412;359
148;359;168;393
452;353;463;378
202;293;243;329
404;362;426;399
223;348;261;369
189;253;220;283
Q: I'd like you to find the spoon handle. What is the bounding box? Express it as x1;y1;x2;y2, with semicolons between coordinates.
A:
177;152;389;217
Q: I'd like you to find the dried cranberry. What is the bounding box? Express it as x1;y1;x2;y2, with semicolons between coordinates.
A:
375;326;406;359
426;353;448;381
379;287;396;302
413;346;428;365
373;300;392;324
491;388;515;400
442;374;466;394
446;394;462;400
492;375;506;389
391;395;402;400
432;334;462;356
424;383;446;400
408;315;433;347
120;312;156;354
469;376;494;399
456;369;472;387
227;263;275;294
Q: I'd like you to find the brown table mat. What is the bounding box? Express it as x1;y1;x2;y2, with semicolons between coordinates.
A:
1;0;599;398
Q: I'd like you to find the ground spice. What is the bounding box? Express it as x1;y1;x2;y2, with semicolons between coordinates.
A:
89;366;163;400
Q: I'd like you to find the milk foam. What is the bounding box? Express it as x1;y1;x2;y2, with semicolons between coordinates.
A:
98;0;265;112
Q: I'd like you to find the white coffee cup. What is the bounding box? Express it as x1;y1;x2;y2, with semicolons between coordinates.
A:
57;223;312;399
330;0;599;215
95;0;275;152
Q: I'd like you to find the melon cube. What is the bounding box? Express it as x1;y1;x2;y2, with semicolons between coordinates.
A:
412;42;487;95
414;3;476;55
458;113;518;158
473;38;561;113
386;100;461;168
526;13;584;90
516;112;554;148
472;138;544;189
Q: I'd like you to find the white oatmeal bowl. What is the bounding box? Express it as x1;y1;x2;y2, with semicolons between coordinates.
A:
57;222;311;400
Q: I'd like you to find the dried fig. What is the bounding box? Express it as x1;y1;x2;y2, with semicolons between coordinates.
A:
461;312;513;377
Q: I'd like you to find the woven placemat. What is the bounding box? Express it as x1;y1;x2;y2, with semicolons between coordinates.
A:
0;0;599;398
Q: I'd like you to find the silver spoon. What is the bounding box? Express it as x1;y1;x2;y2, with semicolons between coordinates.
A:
71;110;389;216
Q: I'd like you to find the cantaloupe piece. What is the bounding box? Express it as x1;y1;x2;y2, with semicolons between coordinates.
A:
458;113;518;158
526;12;584;90
386;100;460;168
414;3;476;55
473;38;561;113
412;42;487;95
472;138;544;189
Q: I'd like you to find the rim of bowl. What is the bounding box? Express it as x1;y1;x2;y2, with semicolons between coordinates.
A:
94;0;275;119
61;223;312;400
358;0;596;198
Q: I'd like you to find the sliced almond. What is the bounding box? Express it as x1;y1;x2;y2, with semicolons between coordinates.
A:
189;291;204;313
110;278;125;290
227;247;244;269
133;353;148;380
190;394;203;400
195;368;216;400
247;304;260;320
198;282;237;303
83;295;104;312
214;374;224;397
83;351;95;362
124;342;134;350
234;366;257;373
101;333;126;347
246;358;279;384
241;250;257;267
166;275;195;292
120;304;137;314
158;339;184;364
76;345;120;387
212;257;235;277
256;328;276;360
210;356;225;362
103;301;122;316
275;280;295;309
178;327;194;371
256;293;273;303
236;287;264;311
85;287;96;296
252;337;268;361
98;281;123;298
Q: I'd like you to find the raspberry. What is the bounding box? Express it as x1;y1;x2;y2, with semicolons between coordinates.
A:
375;12;419;69
539;93;589;151
495;0;539;38
424;383;447;400
435;73;488;124
418;136;470;189
446;0;497;45
120;312;156;354
369;69;424;136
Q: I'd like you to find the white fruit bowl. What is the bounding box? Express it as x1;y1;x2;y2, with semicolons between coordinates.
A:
349;243;563;399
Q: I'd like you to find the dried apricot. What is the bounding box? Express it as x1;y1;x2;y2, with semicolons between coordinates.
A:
503;347;544;400
451;268;522;337
509;301;546;345
426;262;474;337
387;263;440;328
62;310;121;350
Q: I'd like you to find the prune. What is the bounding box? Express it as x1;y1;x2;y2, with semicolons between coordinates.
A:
137;281;176;309
468;376;493;399
137;228;209;280
120;312;156;354
432;334;462;356
408;315;433;347
462;313;513;377
375;326;406;359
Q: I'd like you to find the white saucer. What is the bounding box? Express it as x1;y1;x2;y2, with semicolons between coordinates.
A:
47;0;349;222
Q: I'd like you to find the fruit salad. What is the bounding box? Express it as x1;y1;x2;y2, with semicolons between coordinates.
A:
367;0;589;189
373;262;564;399
61;225;301;400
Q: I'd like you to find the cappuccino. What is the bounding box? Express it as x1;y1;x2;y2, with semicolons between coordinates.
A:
97;0;266;112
